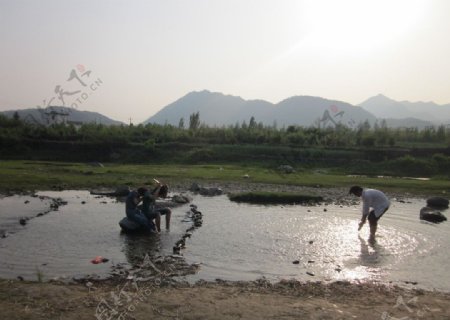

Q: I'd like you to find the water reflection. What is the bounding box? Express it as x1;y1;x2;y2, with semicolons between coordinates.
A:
1;192;449;290
358;235;384;266
121;233;161;266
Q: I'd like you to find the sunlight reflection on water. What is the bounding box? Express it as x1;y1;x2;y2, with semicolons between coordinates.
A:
0;191;449;291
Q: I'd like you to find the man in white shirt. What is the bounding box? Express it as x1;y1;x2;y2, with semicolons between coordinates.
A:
349;186;390;241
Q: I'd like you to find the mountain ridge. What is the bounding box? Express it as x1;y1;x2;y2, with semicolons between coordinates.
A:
1;106;123;126
144;90;377;128
359;94;450;124
3;91;449;128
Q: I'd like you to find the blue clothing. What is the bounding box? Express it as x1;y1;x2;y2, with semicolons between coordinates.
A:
126;190;139;211
127;208;155;231
125;190;155;231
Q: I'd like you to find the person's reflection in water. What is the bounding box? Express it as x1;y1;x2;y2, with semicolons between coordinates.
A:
358;235;383;266
121;233;161;266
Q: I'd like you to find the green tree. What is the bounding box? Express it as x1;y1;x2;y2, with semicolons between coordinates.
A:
13;111;20;122
189;112;200;131
249;116;257;129
178;117;185;129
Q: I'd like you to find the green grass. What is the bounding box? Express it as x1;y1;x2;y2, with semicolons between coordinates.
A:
0;160;449;195
228;191;323;204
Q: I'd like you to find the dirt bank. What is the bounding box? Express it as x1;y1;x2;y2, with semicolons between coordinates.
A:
1;279;449;320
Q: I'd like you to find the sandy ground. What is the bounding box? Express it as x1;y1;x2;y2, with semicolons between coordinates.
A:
1;279;450;320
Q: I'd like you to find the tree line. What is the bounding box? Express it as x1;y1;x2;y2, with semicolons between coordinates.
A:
1;112;449;148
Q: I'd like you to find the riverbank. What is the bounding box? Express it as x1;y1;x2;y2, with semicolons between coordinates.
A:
1;278;450;320
1;161;450;319
1;160;449;196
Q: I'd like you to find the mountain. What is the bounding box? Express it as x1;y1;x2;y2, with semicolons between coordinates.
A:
144;90;376;128
359;94;450;124
1;106;123;126
383;117;435;129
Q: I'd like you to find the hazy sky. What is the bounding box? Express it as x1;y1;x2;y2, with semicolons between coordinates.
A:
1;0;450;123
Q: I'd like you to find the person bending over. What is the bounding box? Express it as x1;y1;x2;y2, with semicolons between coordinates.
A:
349;186;390;242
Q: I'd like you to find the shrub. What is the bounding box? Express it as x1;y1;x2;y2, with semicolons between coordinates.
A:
386;155;437;177
228;191;323;204
432;153;450;173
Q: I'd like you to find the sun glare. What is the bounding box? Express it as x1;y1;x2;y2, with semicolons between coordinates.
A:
302;0;428;54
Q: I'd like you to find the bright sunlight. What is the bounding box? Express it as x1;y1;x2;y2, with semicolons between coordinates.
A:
302;0;428;54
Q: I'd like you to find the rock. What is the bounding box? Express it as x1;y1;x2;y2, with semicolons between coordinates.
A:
306;271;315;276
72;275;87;282
50;202;59;210
189;182;201;192
277;165;295;174
115;185;130;197
427;197;449;208
189;183;222;196
420;207;447;223
198;187;223;196
172;194;192;204
191;207;201;214
242;174;250;179
175;239;185;248
173;246;181;254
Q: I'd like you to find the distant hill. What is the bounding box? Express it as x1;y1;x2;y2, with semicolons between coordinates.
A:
383;117;435;129
359;94;450;124
144;90;377;128
1;106;123;126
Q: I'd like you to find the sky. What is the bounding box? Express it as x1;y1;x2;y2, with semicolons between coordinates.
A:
1;0;450;123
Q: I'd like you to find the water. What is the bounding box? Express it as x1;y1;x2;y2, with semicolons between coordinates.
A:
0;191;191;281
182;196;450;291
0;191;449;291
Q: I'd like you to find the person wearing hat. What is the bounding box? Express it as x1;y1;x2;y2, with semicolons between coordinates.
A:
349;186;390;241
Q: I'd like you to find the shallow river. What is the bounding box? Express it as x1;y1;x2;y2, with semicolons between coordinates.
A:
0;191;449;291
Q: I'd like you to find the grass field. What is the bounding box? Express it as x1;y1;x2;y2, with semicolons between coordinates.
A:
0;160;449;195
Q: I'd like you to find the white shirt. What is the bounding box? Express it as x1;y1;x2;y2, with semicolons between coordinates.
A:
361;189;390;218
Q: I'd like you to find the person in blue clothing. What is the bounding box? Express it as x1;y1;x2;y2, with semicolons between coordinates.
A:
125;187;155;231
142;183;172;232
